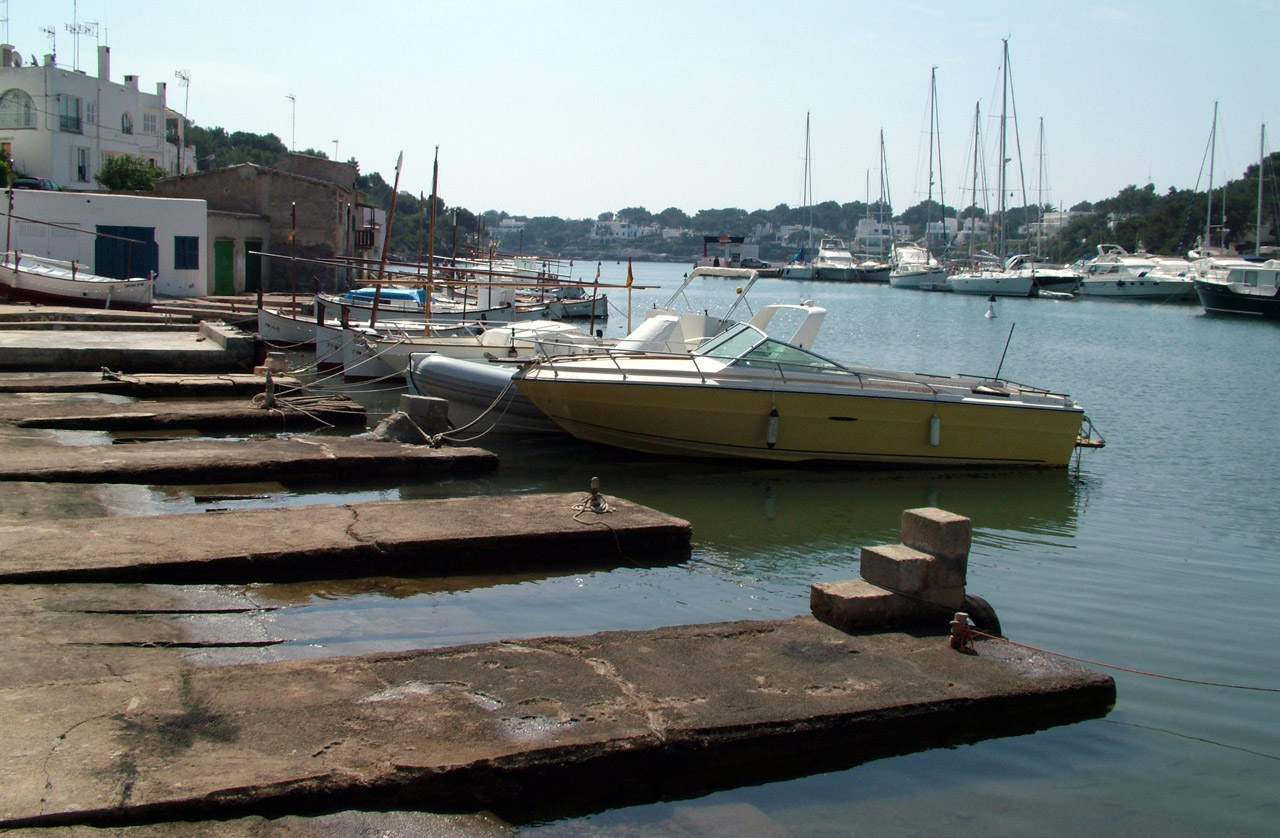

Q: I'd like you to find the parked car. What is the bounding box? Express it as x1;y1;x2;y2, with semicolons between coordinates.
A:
12;177;61;190
739;257;771;269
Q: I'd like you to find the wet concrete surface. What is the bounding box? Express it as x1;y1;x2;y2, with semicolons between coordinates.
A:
0;492;693;583
0;614;1113;830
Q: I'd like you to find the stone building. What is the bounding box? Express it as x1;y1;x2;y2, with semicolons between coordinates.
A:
152;155;382;293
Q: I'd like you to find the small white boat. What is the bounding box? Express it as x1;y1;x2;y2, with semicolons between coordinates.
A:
812;238;860;281
0;252;153;310
889;244;947;289
257;305;317;346
370;319;606;382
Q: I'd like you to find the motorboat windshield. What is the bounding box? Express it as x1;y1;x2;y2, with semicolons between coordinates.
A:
693;323;854;374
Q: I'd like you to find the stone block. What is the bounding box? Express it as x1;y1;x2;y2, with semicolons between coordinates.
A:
927;584;966;611
901;507;971;562
399;394;450;435
810;579;952;633
859;543;933;593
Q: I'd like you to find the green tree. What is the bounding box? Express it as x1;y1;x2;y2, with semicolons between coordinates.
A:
617;206;653;225
95;155;164;191
655;206;691;229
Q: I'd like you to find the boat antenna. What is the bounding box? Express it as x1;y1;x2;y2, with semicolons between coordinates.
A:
994;322;1016;381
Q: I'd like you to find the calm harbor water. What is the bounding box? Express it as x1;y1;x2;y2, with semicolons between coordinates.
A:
143;262;1280;833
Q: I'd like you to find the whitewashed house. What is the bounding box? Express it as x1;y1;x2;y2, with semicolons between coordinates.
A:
0;44;196;189
5;189;211;297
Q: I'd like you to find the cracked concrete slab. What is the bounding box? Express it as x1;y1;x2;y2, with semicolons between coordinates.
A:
0;616;1114;829
0;493;693;584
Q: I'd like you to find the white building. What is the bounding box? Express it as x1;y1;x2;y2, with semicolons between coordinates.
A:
853;218;909;250
6;189;211;297
955;217;989;244
0;44;196;189
590;219;657;240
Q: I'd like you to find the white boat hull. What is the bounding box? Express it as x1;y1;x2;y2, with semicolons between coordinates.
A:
257;306;316;346
889;266;947;289
946;273;1035;297
1076;277;1196;300
0;254;152;310
779;264;813;280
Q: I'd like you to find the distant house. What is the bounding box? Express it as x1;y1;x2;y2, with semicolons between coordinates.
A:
591;220;657;241
955;217;989;244
1023;210;1081;239
152;155;381;293
853;218;909;251
0;43;195;188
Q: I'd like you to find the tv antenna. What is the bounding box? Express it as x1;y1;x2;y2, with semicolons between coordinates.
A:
39;25;55;60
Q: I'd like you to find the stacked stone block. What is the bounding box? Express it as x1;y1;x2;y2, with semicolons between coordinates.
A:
811;507;972;632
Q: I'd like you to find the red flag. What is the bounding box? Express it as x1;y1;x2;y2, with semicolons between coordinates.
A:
626;259;634;287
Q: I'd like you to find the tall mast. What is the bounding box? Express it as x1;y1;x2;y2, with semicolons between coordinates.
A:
804;112;812;248
998;38;1009;258
969;101;981;264
1258;124;1266;258
880;129;891;261
1036;117;1045;259
926;68;935;254
1206;101;1217;252
934;68;947;251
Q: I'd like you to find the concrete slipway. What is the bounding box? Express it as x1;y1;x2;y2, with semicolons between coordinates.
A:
0;614;1113;830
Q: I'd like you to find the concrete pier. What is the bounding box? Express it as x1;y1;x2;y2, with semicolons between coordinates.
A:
0;371;302;397
0;615;1113;829
0;435;496;485
0;492;692;583
0;318;258;373
0;389;366;432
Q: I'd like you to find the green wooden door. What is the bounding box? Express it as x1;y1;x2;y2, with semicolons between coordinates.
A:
213;240;235;295
244;240;263;293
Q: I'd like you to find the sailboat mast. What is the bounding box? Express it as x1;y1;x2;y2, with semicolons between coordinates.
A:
969;101;981;265
926;68;936;254
880;129;891;261
1258;124;1266;258
1206;101;1217;251
804;112;813;249
1036;117;1045;260
998;38;1009;259
934;69;947;251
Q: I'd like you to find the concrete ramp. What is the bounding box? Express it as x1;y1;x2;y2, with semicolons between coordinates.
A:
0;616;1113;829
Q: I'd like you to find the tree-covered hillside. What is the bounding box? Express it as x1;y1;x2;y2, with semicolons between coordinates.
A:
180;122;1280;264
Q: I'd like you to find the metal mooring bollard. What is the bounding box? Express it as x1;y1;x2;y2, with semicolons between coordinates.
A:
950;611;975;653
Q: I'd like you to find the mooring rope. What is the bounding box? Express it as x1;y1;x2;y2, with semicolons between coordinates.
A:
971;630;1280;693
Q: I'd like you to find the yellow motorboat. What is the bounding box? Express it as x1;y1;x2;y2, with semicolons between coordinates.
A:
513;306;1101;467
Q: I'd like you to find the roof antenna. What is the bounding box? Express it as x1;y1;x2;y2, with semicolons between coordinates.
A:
994;322;1016;381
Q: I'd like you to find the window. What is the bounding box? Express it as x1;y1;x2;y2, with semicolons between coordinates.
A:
0;88;35;129
76;148;90;182
59;95;82;133
120;111;133;135
85;102;96;125
143;112;157;134
174;236;200;270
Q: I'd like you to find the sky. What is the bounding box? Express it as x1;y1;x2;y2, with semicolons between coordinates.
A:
8;0;1277;220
